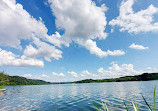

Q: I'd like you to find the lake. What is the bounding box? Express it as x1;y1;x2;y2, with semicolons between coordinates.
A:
0;81;158;111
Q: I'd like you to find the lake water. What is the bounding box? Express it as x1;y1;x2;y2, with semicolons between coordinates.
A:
0;81;158;111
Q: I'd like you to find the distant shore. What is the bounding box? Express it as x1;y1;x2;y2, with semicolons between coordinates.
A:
1;72;158;86
72;73;158;84
0;72;51;86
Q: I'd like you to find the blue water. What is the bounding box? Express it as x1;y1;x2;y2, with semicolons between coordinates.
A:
0;81;158;111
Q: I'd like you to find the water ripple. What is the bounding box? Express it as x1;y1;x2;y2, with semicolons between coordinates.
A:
0;81;158;111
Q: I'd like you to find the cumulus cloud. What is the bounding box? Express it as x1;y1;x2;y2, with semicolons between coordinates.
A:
68;71;78;77
45;31;69;48
23;74;32;78
67;70;98;79
49;0;108;41
23;74;50;81
0;0;48;48
109;0;158;33
97;63;158;79
129;43;149;50
52;72;65;77
41;74;49;78
97;62;142;78
48;0;125;57
24;37;62;62
0;48;44;67
0;0;126;68
80;70;98;77
23;65;158;82
0;0;65;67
145;67;158;73
79;39;125;57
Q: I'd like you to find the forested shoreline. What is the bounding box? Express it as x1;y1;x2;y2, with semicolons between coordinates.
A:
74;73;158;83
0;72;51;86
1;72;158;86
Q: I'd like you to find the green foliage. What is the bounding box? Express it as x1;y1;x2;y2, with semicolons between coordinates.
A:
141;94;152;111
0;72;9;86
93;103;101;111
154;87;156;111
74;73;158;83
101;100;108;111
123;100;129;111
131;98;138;111
0;72;51;86
0;86;3;89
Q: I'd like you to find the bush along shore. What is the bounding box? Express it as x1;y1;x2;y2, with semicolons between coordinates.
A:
0;86;3;89
94;88;156;111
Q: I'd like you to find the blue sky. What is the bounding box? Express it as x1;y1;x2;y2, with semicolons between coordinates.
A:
0;0;158;82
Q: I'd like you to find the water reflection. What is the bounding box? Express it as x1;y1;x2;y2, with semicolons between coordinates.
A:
0;81;158;111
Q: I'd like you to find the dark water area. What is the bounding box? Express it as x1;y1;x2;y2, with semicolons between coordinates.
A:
0;81;158;111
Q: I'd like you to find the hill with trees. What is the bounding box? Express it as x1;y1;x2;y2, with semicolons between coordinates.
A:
74;73;158;83
1;72;158;85
0;72;51;86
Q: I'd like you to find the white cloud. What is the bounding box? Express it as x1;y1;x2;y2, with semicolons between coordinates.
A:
23;74;50;81
0;0;48;48
0;0;125;68
49;0;108;41
79;39;125;57
107;49;125;56
24;37;62;62
145;67;158;73
41;74;49;78
45;31;69;48
97;62;142;78
109;0;158;33
67;70;98;78
52;72;65;77
23;74;32;78
68;71;78;77
23;65;158;82
48;0;125;57
80;70;98;77
129;43;149;50
0;48;44;67
0;0;65;67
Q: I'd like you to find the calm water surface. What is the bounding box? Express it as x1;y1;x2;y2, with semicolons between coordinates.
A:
0;81;158;111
